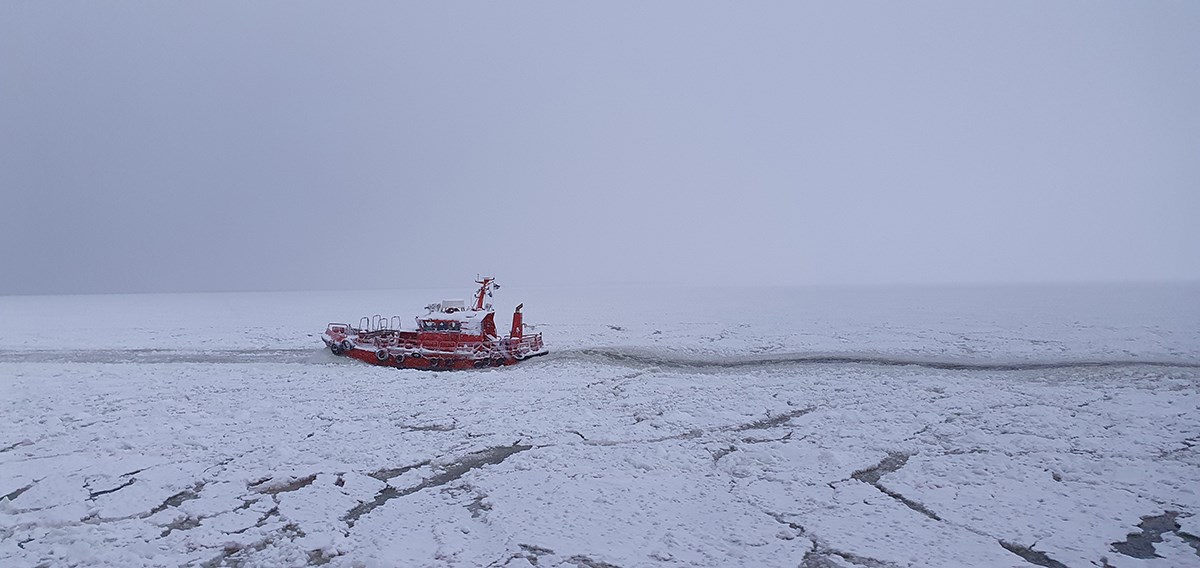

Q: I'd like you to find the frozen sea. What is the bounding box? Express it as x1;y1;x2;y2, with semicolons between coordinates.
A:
2;283;1199;568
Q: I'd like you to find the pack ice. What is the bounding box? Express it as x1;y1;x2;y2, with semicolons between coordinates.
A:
2;284;1198;567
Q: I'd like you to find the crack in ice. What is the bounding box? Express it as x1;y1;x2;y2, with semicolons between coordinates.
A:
3;481;35;502
344;443;532;528
1110;511;1199;559
87;477;136;500
846;453;945;522
999;541;1069;568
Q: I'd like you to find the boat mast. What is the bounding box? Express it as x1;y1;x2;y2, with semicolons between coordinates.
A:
473;276;495;311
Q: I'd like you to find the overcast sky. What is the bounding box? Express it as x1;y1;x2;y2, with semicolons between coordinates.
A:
2;2;1197;295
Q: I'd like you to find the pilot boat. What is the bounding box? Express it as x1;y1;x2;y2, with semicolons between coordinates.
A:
321;277;547;369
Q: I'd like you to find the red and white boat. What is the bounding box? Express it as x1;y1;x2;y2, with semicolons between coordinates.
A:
321;277;547;370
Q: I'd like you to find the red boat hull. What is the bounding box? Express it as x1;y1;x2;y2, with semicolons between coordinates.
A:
319;277;547;370
321;327;547;370
336;343;544;369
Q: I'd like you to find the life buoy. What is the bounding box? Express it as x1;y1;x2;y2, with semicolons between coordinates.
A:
376;349;389;361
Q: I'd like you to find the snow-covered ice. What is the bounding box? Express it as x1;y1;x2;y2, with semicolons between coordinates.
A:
2;284;1198;567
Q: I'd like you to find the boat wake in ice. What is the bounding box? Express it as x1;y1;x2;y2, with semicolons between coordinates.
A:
0;348;325;365
2;346;1198;372
552;347;1200;373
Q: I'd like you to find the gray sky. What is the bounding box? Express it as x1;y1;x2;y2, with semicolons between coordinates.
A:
2;2;1198;295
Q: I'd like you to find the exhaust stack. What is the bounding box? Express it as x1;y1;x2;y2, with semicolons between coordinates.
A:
511;304;524;340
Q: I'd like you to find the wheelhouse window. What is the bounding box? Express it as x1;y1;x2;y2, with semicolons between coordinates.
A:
419;320;461;332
